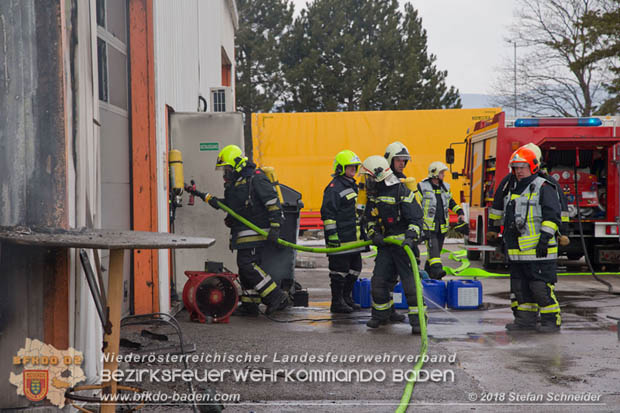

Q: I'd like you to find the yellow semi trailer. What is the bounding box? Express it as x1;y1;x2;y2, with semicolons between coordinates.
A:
252;108;500;229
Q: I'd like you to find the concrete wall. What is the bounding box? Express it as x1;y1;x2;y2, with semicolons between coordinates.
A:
153;0;237;311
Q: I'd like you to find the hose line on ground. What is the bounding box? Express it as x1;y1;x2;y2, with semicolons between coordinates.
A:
203;195;426;413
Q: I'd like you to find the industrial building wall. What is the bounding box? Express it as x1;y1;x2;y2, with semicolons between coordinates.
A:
201;0;237;98
252;109;501;213
153;0;238;311
0;0;71;407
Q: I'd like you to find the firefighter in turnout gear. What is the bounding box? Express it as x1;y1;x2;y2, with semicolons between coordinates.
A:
207;144;291;316
384;141;421;314
487;147;562;333
321;150;365;313
490;143;569;319
418;161;465;280
360;156;426;334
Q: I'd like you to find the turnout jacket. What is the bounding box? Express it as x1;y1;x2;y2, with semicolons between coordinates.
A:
321;175;360;243
417;178;463;234
364;181;423;241
492;172;569;233
224;162;282;249
489;173;561;261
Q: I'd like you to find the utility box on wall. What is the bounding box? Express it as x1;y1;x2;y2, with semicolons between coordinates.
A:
170;112;244;297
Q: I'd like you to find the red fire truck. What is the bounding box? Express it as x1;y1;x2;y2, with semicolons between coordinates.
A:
447;111;620;270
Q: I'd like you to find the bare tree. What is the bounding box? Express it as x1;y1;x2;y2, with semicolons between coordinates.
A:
492;0;615;117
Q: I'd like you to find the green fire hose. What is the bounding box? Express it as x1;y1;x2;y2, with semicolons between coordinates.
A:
201;195;426;413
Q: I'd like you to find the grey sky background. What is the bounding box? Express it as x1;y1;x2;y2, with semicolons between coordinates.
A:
288;0;517;96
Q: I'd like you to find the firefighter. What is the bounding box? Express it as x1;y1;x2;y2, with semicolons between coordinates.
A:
418;161;465;280
487;147;562;333
490;143;569;319
203;144;291;316
384;141;421;308
360;155;425;334
320;150;366;313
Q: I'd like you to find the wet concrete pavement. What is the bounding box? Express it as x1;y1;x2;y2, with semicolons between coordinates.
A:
126;239;620;413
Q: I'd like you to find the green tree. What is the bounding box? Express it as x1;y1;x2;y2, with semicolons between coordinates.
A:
235;0;294;157
582;0;620;114
393;4;461;110
281;0;461;112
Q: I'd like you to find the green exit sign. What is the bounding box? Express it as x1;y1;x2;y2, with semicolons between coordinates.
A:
200;142;219;151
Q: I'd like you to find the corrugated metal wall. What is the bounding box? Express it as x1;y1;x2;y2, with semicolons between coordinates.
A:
153;0;237;311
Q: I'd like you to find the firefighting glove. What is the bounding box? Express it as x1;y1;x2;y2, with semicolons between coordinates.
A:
454;221;469;236
536;233;552;258
207;196;221;210
224;215;234;228
486;231;500;246
267;226;280;245
405;229;419;242
401;237;415;250
371;232;386;247
326;234;341;248
457;213;465;224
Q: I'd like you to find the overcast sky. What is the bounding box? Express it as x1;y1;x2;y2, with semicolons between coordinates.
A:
288;0;517;95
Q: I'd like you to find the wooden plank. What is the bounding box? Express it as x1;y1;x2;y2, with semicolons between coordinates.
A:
101;249;125;413
0;227;215;250
129;0;158;315
44;248;69;349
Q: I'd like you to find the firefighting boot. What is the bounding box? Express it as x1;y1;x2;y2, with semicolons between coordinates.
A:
410;313;429;335
366;318;384;328
343;274;361;311
366;307;389;328
264;289;292;315
429;264;446;280
537;313;561;334
232;302;260;317
389;307;406;323
330;274;353;314
505;310;537;332
233;294;260;317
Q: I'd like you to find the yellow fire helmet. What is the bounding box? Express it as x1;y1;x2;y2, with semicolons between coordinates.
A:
216;144;247;172
333;149;362;175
